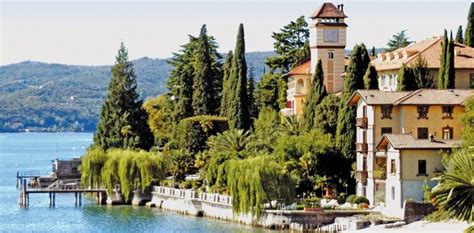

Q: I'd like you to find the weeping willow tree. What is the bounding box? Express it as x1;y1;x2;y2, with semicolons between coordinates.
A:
80;146;107;189
91;149;167;201
224;155;295;217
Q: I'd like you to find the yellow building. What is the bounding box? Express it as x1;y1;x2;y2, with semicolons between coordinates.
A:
347;89;472;217
372;37;474;91
281;2;348;116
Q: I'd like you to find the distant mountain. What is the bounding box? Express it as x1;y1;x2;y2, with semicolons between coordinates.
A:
0;51;275;132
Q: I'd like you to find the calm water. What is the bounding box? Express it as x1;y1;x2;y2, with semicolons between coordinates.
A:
0;133;273;233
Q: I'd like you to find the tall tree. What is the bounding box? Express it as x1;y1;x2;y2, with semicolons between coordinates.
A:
303;59;327;131
456;25;464;44
94;42;153;151
265;16;310;73
360;44;371;72
335;45;366;160
465;2;474;47
229;24;250;130
247;66;258;119
256;73;281;111
364;64;379;90
438;30;449;89
314;94;340;137
410;56;435;89
445;32;456;89
370;46;376;57
220;51;234;117
386;30;413;52
192;25;214;115
397;64;416;91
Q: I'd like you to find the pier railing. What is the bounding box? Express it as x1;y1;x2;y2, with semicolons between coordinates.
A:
152;186;232;206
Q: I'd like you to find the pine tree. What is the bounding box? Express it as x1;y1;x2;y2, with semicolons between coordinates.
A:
247;66;258;119
456;25;464;44
94;42;153;151
465;3;474;47
397;64;416;91
363;64;379;90
438;30;448;89
386;30;413;52
220;51;234;117
445;32;456;89
411;56;435;89
303;59;327;131
229;24;250;130
192;25;214;115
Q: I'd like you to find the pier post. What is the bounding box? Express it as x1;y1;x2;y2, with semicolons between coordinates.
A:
16;172;19;188
49;193;52;207
75;192;78;206
52;193;56;207
79;193;82;206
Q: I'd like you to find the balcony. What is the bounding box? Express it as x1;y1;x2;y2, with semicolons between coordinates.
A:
356;117;368;128
356;143;368;153
355;170;368;183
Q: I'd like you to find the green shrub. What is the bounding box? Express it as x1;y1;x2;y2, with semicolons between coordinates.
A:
337;192;347;204
179;180;193;189
304;197;321;207
176;115;228;155
346;194;357;204
354;196;370;205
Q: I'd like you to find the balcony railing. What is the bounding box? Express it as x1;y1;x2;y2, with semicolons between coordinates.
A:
355;170;368;183
356;143;368;153
356;117;368;128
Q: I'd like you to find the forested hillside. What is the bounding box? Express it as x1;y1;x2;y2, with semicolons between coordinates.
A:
0;52;274;132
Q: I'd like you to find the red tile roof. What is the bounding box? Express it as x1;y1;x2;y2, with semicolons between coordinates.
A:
285;61;311;76
310;3;347;19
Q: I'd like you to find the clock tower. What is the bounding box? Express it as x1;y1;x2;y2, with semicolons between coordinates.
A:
310;3;347;93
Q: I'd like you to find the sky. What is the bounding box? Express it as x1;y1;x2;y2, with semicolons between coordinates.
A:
1;0;471;66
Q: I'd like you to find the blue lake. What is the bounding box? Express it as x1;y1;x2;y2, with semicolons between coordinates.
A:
0;133;273;232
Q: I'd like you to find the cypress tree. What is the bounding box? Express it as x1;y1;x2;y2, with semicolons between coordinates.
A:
360;44;371;76
94;42;153;151
438;30;448;89
303;59;327;131
229;24;250;130
192;25;214;115
456;25;464;44
371;46;376;57
397;64;416;91
465;3;474;47
335;44;365;160
445;32;456;89
220;51;234;116
247;66;258;119
363;64;379;90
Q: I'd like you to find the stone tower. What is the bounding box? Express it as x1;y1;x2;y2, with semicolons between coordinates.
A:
309;3;347;93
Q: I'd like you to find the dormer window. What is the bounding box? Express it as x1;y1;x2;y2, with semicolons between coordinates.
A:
417;105;429;119
442;105;453;119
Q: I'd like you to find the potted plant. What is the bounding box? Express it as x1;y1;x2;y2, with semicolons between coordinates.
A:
303;197;322;211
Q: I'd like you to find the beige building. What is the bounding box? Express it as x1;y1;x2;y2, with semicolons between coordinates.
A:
347;89;472;217
282;3;348;116
372;37;474;91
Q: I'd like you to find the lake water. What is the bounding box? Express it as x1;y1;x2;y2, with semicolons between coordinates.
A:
0;133;272;233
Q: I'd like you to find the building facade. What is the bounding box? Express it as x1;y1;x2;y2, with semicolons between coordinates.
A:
347;89;472;217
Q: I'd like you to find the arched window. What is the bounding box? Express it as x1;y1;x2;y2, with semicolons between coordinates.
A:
328;51;334;59
296;79;305;94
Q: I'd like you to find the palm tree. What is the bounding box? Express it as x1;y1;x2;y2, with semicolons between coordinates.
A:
281;115;303;136
431;150;473;223
207;129;252;153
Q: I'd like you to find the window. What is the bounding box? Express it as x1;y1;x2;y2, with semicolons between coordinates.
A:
417;105;429;119
296;79;305;94
328;51;334;59
363;131;367;143
470;73;474;88
442;126;453;140
363;106;367;118
390;159;396;174
381;127;392;136
442;106;453;118
363;157;367;171
418;160;427;176
286;101;293;109
418;128;429;139
391;186;395;200
381;105;392;119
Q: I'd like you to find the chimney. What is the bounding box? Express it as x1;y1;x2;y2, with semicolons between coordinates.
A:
337;4;341;11
340;4;344;12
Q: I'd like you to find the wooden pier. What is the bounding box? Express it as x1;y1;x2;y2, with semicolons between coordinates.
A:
18;177;107;207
